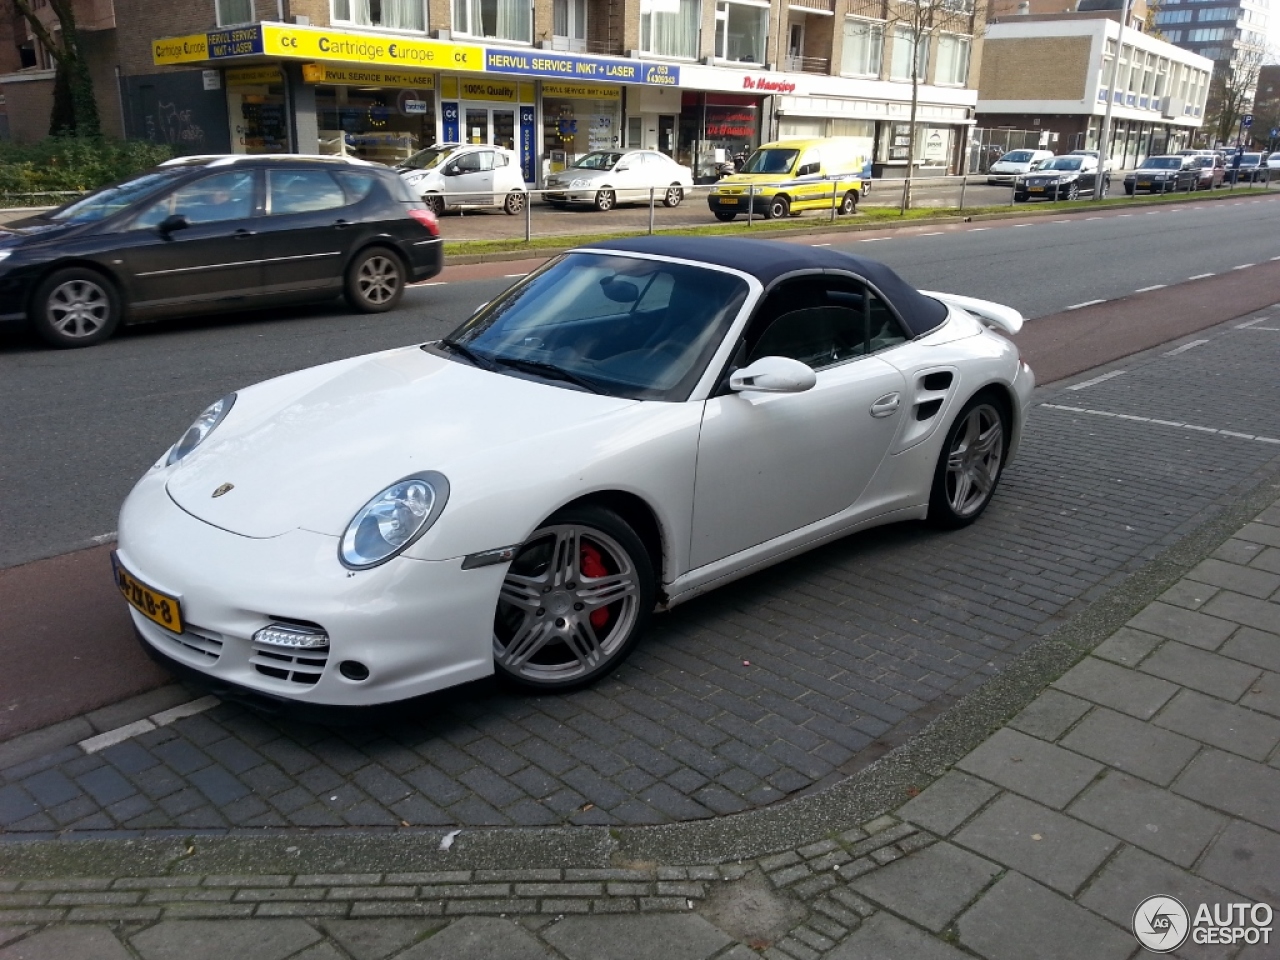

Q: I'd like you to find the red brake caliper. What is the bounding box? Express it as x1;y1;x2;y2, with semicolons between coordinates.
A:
579;543;610;630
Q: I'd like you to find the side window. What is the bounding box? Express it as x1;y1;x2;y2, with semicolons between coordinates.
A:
476;151;496;172
494;151;509;167
132;170;255;229
267;169;348;215
453;151;482;174
796;150;821;177
332;169;380;204
744;278;906;370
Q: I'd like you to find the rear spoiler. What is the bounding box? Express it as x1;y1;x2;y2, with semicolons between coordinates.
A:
920;291;1024;336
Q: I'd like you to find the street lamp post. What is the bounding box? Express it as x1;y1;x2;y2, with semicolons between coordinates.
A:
1093;0;1133;200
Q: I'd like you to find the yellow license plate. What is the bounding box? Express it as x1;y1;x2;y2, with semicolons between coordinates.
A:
719;197;739;205
1029;187;1044;192
1138;181;1151;188
112;553;183;633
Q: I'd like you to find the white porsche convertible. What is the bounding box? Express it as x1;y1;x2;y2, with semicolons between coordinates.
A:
115;237;1034;707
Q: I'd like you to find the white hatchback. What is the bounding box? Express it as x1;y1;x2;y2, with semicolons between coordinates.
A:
987;149;1055;184
396;143;528;215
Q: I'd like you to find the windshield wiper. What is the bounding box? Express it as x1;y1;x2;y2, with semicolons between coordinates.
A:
437;339;493;370
491;356;603;394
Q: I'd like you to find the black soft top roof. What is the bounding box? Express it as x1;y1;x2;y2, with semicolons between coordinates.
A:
581;236;948;337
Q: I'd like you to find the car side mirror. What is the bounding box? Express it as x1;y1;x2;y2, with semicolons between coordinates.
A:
729;356;817;394
158;213;190;236
615;163;630;171
443;164;460;177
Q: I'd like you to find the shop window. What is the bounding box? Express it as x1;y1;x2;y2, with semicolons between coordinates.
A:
332;0;425;30
841;18;883;78
890;26;929;82
268;170;348;215
317;86;434;164
714;0;768;64
216;0;254;26
934;34;969;86
453;0;532;43
553;0;587;48
640;0;700;59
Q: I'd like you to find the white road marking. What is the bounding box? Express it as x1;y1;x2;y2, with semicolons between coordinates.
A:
812;242;831;246
1064;370;1126;390
1271;255;1280;261
968;227;989;231
1119;214;1133;218
1163;339;1210;356
504;273;528;278
1065;299;1106;310
1086;216;1102;220
1145;211;1160;215
920;232;944;237
1188;273;1215;280
1014;223;1032;227
1053;220;1071;224
1040;404;1279;444
1134;284;1167;293
416;281;447;286
79;697;222;754
1233;264;1255;270
1235;318;1268;328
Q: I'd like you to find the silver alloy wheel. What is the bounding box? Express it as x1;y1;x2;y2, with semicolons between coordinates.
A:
944;403;1005;519
595;189;616;211
494;522;641;684
357;254;400;305
47;278;110;339
504;191;526;214
664;185;683;207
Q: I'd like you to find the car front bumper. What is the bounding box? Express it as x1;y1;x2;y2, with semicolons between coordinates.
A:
117;468;502;706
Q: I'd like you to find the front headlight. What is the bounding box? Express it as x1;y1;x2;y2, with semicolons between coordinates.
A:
166;394;235;466
339;471;450;570
570;178;592;188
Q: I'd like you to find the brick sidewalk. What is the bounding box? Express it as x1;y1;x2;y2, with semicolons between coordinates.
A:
2;495;1277;959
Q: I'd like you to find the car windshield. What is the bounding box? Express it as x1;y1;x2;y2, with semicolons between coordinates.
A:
439;252;750;402
1039;158;1083;171
1192;158;1213;168
400;146;456;171
1143;158;1183;170
741;148;799;175
572;152;624;170
48;169;188;224
1000;151;1034;163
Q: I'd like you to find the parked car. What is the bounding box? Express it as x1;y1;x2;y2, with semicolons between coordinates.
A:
397;143;527;215
1189;154;1226;190
114;236;1034;705
0;155;441;349
1123;156;1199;194
1266;152;1280;172
986;149;1055;184
1224;152;1269;184
543;150;694;211
1067;149;1114;172
1015;155;1110;201
707;138;868;221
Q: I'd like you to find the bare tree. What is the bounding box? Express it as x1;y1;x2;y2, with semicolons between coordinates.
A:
9;0;100;136
1206;47;1266;147
882;0;984;211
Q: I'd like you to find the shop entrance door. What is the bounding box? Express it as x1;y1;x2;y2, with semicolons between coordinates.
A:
462;106;518;151
658;115;677;157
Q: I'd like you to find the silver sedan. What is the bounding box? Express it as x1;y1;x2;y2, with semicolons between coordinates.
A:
544;150;695;211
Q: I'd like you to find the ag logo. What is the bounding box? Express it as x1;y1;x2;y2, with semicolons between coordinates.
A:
1133;895;1190;953
211;483;234;498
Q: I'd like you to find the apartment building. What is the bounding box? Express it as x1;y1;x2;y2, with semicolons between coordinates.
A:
2;0;985;181
976;9;1211;166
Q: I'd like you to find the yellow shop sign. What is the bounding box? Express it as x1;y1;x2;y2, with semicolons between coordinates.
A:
457;79;521;102
261;23;483;71
152;33;209;65
301;63;436;88
225;66;283;86
541;81;620;100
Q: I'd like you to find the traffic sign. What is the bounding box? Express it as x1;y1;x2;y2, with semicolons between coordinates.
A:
1241;114;1253;127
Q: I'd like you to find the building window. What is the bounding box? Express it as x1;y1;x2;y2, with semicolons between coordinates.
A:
216;0;254;26
640;0;700;59
553;0;587;48
890;25;929;82
840;18;883;77
935;34;969;86
332;0;425;30
453;0;531;42
715;0;768;64
1155;9;1192;22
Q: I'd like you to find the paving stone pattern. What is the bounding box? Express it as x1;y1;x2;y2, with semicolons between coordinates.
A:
2;316;1280;834
2;494;1280;958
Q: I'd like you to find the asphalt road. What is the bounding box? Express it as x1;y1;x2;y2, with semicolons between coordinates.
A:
1;194;1278;572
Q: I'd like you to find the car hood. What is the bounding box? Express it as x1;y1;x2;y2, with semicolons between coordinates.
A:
1028;171;1079;179
989;162;1032;173
548;168;611;183
165;346;639;540
0;217;82;246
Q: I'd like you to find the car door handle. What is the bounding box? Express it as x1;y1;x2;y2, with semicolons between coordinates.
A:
233;229;255;240
870;393;901;418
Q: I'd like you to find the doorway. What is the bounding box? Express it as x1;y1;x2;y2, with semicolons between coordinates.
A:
462;106;518;150
658;114;677;156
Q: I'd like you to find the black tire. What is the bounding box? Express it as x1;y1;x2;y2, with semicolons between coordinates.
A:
493;505;656;691
713;211;737;222
663;185;683;208
503;191;526;215
424;194;445;215
594;189;616;212
927;394;1009;529
1124;187;1134;196
1013;193;1026;203
838;190;858;215
31;267;122;348
344;247;405;313
766;195;790;220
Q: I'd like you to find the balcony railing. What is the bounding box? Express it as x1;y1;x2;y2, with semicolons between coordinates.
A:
784;55;830;74
541;36;625;56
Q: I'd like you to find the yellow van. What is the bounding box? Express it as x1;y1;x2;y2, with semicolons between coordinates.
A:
707;138;867;221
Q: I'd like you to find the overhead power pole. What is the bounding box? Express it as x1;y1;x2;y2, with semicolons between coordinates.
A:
1093;0;1133;200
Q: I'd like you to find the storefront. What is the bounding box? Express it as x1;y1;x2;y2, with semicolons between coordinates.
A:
309;65;437;164
225;66;289;154
677;92;764;183
541;81;622;177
